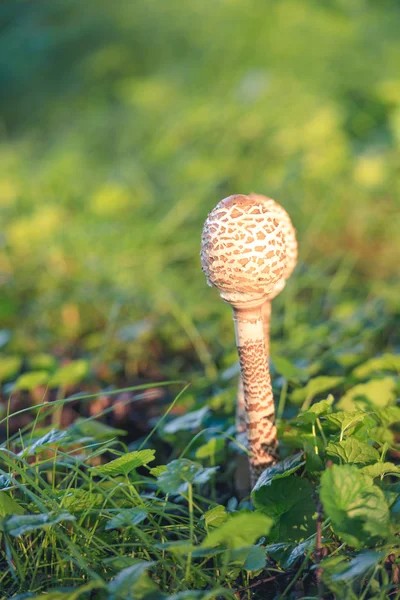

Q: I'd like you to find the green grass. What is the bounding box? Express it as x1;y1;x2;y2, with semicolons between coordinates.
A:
0;0;400;598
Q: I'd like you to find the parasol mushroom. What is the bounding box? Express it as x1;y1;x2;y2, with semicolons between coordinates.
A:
201;194;288;484
236;194;298;435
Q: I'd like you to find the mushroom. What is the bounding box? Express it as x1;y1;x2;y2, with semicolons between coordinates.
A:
236;194;298;435
201;194;288;484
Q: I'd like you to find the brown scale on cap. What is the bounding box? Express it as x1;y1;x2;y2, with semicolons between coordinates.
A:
201;194;287;307
249;193;298;299
201;194;289;486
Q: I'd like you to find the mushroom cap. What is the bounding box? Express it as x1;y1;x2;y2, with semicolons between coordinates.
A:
200;194;287;306
249;194;298;299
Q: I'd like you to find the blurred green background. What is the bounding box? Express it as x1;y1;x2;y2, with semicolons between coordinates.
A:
1;0;399;382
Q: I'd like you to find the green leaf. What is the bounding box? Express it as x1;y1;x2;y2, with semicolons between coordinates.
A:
71;418;127;441
272;356;303;380
5;512;75;536
0;355;21;383
108;561;156;599
360;462;400;479
337;377;397;411
157;459;218;495
369;425;394;445
149;465;166;477
201;512;272;549
0;491;24;518
195;437;224;460
297;396;334;424
282;536;316;569
353;353;400;379
149;465;167;477
57;488;104;511
14;371;49;391
243;545;267;571
203;505;228;528
291;376;343;405
375;406;400;426
166;592;212;600
105;508;148;530
0;474;13;490
252;453;305;491
320;465;390;548
253;475;316;542
19;581;105;600
27;353;57;371
303;439;324;474
326;439;380;465
19;429;67;457
324;410;367;434
92;449;155;477
332;551;383;581
163;406;209;434
49;360;89;388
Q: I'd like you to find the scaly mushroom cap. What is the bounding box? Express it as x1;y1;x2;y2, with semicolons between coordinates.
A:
201;194;287;306
249;194;298;299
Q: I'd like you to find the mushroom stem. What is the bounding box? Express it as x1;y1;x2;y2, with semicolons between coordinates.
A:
236;300;272;436
233;302;278;486
262;300;272;357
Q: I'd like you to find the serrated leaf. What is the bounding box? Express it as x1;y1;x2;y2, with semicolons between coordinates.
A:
201;512;272;549
291;376;343;405
92;449;155;477
58;488;104;511
5;512;75;536
360;462;400;479
369;425;394;445
163;406;209;434
14;371;49;391
149;465;167;477
297;397;334;424
252;453;305;491
105;508;148;530
353;354;400;379
320;464;390;548
253;475;316;542
338;377;397;411
325;410;367;434
195;437;224;460
71;418;127;441
0;491;24;517
375;406;400;426
49;360;89;388
157;459;218;495
326;439;380;465
203;505;228;528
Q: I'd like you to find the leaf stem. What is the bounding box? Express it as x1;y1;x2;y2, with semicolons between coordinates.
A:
185;483;194;582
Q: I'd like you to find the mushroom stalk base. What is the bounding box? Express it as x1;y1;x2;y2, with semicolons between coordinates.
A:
233;303;278;486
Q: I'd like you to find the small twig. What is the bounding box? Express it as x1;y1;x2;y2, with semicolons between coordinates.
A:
234;575;276;596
